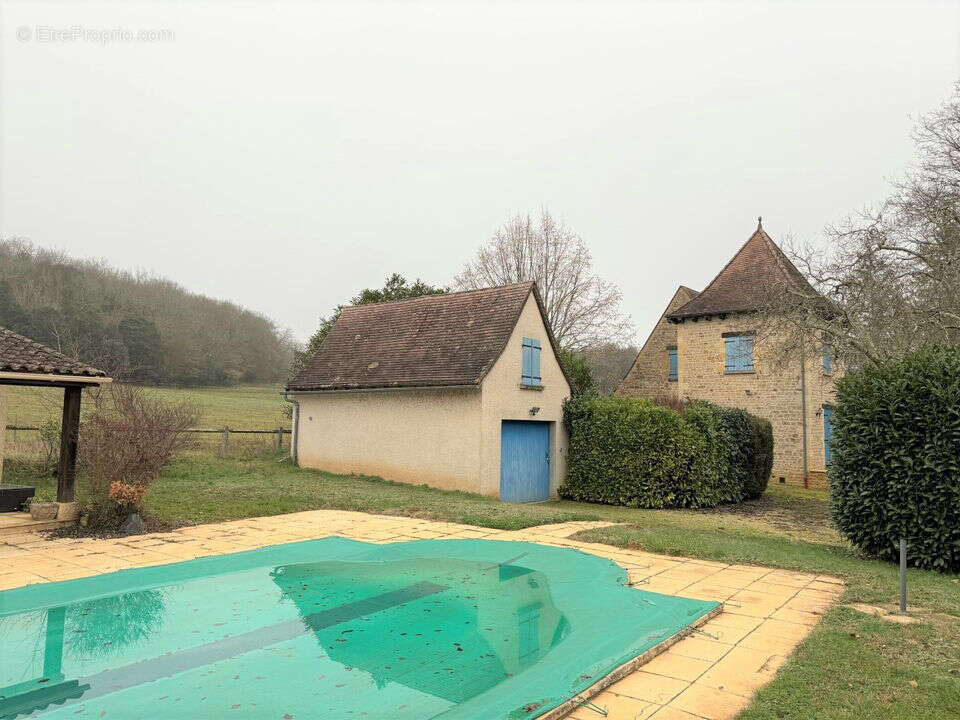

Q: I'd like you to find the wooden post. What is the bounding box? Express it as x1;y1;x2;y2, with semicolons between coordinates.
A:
221;428;230;457
274;427;283;452
57;386;82;503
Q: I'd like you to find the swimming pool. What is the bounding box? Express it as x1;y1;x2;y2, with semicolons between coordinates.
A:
0;538;719;719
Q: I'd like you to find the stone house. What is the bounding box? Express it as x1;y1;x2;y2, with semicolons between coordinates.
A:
618;222;837;488
285;282;572;502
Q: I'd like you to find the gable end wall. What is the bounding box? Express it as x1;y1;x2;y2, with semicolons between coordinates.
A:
479;294;571;497
616;287;697;400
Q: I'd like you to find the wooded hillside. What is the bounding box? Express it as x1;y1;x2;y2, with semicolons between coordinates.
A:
0;239;293;385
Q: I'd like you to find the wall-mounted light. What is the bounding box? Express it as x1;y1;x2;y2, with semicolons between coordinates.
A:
529;406;541;416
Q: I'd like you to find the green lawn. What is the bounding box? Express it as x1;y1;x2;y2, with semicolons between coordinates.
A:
5;452;959;719
3;383;290;429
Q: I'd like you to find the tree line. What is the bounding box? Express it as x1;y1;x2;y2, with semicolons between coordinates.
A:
0;239;294;386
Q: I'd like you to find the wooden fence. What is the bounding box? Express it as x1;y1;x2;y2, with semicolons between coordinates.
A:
4;425;291;457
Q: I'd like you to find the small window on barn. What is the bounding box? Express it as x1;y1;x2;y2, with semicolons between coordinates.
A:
822;336;833;374
521;338;541;386
668;347;678;381
724;333;755;373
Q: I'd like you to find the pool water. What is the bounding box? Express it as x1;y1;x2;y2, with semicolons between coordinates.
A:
0;538;718;719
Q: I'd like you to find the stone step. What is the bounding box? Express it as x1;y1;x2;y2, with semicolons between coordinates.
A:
0;512;74;535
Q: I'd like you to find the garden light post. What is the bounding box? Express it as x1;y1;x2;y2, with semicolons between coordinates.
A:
899;538;907;615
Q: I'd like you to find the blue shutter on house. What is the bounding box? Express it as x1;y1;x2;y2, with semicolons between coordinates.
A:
823;407;833;464
741;336;755;370
668;349;678;380
521;338;541;385
724;337;738;371
725;335;754;372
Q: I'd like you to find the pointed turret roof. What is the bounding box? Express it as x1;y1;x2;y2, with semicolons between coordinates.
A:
668;220;815;321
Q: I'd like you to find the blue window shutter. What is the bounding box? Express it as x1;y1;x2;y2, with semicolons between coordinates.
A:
724;337;737;371
668;349;678;380
725;335;754;371
521;338;541;385
532;342;541;384
742;336;754;370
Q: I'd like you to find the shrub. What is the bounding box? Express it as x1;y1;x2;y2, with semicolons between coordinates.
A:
830;345;960;573
558;348;598;398
743;414;773;499
559;396;773;508
80;384;199;529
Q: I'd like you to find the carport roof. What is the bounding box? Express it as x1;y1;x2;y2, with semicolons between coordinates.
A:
287;281;562;392
0;326;108;384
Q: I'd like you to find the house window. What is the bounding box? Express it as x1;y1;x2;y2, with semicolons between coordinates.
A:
521;338;541;386
724;334;755;372
822;337;833;374
668;347;678;381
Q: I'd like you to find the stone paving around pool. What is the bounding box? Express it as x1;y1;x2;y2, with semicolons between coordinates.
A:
0;511;844;720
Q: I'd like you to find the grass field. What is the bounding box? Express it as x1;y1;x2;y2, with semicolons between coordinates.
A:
4;449;959;718
2;383;291;429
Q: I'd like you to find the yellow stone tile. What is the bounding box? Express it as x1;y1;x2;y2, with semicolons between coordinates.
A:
702;613;762;631
785;594;833;614
678;581;738;601
608;671;690;704
669;637;733;662
580;691;660;719
770;606;822;626
0;574;41;590
671;683;750;720
697;620;756;645
639;651;714;682
695;646;782;697
648;707;702;720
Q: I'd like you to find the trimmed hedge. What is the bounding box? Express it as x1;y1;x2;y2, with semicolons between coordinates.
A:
558;396;773;509
830;345;960;573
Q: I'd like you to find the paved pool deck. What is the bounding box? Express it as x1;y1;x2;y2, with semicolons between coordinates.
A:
0;511;844;720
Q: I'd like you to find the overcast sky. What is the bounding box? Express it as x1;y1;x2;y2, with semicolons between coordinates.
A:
2;1;958;344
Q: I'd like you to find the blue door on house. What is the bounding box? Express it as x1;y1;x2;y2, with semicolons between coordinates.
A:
823;407;833;465
500;421;550;503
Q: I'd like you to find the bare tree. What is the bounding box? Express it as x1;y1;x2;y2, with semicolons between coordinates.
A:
456;209;633;349
579;342;639;396
80;384;199;527
759;84;960;366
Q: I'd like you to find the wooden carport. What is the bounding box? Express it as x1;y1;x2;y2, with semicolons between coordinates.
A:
0;327;111;503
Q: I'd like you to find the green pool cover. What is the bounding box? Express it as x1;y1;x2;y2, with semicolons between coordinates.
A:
0;538;718;719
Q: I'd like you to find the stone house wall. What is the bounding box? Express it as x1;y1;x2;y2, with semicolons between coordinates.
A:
674;314;837;488
617;287;698;402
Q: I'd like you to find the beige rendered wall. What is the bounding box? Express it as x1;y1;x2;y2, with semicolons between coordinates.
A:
617;286;698;401
294;387;483;492
478;294;571;497
675;315;837;489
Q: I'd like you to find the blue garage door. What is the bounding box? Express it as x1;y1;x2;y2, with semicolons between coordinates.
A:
500;421;550;503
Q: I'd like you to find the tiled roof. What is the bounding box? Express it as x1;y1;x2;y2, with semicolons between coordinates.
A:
288;282;556;391
668;224;816;321
0;326;107;377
